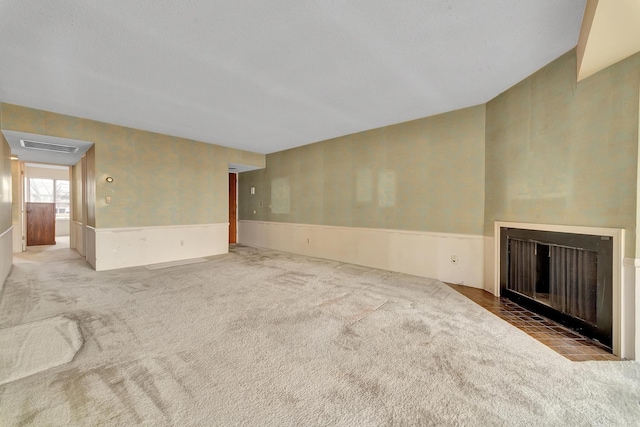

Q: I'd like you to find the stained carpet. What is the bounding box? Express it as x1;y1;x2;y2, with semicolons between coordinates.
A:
0;244;638;426
0;316;83;385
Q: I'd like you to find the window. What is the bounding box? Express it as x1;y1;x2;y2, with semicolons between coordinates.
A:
28;178;70;219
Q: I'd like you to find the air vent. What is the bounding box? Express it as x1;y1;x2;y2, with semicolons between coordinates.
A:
20;139;79;154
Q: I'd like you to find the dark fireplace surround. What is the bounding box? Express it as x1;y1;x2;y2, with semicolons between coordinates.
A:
499;226;614;349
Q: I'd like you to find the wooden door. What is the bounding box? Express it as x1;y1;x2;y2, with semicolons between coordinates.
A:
229;173;237;244
26;202;56;246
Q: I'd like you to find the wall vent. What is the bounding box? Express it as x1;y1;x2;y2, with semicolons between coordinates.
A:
20;139;79;154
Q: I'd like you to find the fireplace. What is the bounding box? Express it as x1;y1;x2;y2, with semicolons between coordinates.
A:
499;227;613;349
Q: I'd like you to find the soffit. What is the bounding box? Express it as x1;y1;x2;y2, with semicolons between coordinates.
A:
578;0;640;81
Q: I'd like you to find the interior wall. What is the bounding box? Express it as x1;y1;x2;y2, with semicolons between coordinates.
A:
85;146;95;229
239;105;486;285
72;162;82;223
240;105;486;234
0;103;266;269
485;49;640;258
0;128;12;287
239;221;485;287
10;159;20;252
71;159;83;252
239;48;640;293
484;49;640;359
0;104;265;229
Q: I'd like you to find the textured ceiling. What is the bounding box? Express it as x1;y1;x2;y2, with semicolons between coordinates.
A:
0;1;586;155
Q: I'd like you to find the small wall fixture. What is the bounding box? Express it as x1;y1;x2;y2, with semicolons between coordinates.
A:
250;186;255;195
106;177;114;183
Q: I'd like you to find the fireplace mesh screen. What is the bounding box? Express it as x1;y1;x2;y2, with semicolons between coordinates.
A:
549;246;597;325
507;238;599;327
501;227;612;349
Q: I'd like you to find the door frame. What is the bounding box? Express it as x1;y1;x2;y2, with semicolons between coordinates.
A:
20;161;26;251
229;172;238;244
20;162;72;249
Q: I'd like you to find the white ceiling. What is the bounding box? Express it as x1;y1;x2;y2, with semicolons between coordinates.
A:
0;1;586;155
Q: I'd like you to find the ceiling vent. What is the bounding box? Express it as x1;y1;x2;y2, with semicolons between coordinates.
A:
20;139;79;154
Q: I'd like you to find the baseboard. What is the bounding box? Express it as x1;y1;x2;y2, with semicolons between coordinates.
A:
93;223;229;271
0;226;13;292
238;220;484;288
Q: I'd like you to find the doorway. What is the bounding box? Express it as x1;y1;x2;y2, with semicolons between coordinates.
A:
22;163;71;250
229;173;237;244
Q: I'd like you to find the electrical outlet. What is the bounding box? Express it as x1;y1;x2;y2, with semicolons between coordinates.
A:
451;255;458;264
180;240;184;246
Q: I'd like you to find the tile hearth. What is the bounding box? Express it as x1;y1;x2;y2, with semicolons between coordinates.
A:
447;284;619;362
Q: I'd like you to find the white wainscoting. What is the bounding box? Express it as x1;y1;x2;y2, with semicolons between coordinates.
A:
238;220;484;288
86;226;96;270
0;226;13;291
56;219;70;237
12;221;21;253
623;258;639;360
483;236;496;295
92;223;229;271
73;221;85;256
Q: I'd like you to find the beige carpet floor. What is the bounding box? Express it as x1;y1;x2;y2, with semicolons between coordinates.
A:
0;315;83;385
0;243;638;426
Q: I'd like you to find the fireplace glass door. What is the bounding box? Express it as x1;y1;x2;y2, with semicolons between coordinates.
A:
501;228;612;348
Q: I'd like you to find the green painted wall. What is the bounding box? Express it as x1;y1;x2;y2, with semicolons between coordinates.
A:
11;158;19;226
240;105;486;235
0;130;11;234
0;103;265;229
0;110;12;287
485;50;640;257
